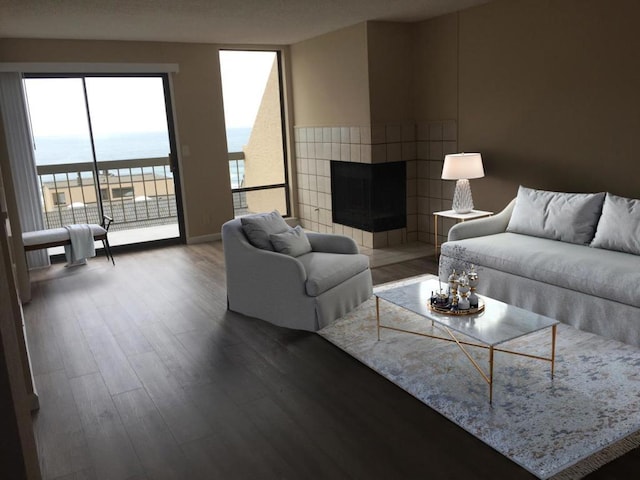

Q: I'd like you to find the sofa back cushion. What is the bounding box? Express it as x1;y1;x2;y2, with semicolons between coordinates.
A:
506;186;605;245
591;193;640;255
240;210;290;251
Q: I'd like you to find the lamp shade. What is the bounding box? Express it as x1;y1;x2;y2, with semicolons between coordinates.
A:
441;153;484;180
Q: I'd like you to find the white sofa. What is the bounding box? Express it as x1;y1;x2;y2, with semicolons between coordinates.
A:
438;187;640;348
222;212;373;331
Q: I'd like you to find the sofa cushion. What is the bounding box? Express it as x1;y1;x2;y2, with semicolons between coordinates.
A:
506;186;605;245
591;193;640;255
240;210;289;251
440;232;639;308
297;252;370;297
269;225;312;257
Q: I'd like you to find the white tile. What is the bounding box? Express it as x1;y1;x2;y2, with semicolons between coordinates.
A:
429;161;443;179
315;127;323;143
310;190;318;208
343;225;353;239
387;229;403;246
417;141;429;159
407;178;417;197
406;196;417;214
373;232;388;248
294;128;300;142
402;122;416;142
308;158;317;175
417;196;430;215
417;178;429;196
402;142;416;161
299;128;308;143
351;228;363;246
385;124;402;143
360;126;371;145
341;127;350;143
333;223;343;234
350;126;361;144
301;173;309;190
429;179;443;198
297;142;308;158
429;123;443;141
341;143;351;161
429;141;443;161
406;214;418;232
331;143;341;160
331;127;341;143
443;121;457;141
408;232;419;242
362;231;373;248
417;123;429;141
360;144;372;163
443;141;457;156
309;174;318;192
323;127;332;142
307;142;316;159
371;125;386;144
372;144;387;164
350;144;361;163
322;142;331;160
417;160;430;179
386;143;402;163
443;180;455;200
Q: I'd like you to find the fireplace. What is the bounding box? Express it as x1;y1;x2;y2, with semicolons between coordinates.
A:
331;161;406;232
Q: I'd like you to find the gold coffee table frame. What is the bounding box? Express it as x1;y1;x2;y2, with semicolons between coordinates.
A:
375;294;557;405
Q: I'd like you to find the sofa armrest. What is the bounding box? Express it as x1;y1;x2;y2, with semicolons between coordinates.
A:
306;232;359;254
448;198;516;241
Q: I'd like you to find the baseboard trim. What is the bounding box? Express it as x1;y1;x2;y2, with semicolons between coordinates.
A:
187;233;221;244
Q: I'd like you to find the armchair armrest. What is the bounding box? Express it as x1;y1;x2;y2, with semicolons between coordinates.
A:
306;232;359;254
448;199;516;241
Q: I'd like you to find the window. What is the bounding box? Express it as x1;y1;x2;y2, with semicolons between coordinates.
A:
52;192;66;206
219;50;290;217
100;188;110;200
112;187;134;199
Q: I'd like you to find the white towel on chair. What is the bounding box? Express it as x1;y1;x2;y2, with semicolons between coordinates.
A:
64;224;96;265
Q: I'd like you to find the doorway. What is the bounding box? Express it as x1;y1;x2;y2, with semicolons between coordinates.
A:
23;74;184;251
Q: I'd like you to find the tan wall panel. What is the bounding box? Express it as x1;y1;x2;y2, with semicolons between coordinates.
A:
367;21;414;124
0;38;233;239
413;14;458;123
457;0;640;212
290;22;370;127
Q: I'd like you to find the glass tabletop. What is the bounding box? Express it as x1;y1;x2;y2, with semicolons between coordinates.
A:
375;278;559;346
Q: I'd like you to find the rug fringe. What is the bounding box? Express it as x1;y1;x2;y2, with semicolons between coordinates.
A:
549;430;640;479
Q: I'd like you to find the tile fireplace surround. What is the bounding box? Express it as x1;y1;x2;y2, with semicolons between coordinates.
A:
294;121;458;249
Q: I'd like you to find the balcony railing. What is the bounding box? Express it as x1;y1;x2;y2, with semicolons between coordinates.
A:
36;157;177;232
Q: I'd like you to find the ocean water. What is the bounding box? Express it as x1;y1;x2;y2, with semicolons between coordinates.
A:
34;127;250;187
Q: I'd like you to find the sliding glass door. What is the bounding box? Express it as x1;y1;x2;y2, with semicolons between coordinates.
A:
24;74;184;250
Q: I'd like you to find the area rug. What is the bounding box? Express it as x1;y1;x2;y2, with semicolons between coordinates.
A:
318;274;640;479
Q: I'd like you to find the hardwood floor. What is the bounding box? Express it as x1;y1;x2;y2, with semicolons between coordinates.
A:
23;242;639;479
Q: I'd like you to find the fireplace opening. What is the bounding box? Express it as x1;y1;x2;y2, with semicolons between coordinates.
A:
331;161;406;232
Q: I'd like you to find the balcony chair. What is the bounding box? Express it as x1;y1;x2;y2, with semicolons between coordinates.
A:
222;211;373;331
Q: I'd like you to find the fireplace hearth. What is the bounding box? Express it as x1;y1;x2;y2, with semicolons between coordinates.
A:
331;161;406;233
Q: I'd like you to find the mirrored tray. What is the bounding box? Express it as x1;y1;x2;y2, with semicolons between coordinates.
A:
428;298;485;316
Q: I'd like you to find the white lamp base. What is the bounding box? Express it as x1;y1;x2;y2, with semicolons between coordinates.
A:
452;179;474;213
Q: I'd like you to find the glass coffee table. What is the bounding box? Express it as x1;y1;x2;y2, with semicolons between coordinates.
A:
375;278;559;404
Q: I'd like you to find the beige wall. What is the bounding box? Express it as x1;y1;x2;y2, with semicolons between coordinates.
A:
415;0;640;212
367;21;415;125
0;38;234;240
290;22;371;127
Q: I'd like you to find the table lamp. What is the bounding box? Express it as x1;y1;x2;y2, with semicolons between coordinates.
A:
441;153;484;213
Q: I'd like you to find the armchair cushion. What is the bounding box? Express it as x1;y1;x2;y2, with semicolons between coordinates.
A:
270;225;312;257
240;210;289;251
298;252;370;296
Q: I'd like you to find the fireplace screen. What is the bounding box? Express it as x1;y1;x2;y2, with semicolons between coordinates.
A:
331;161;406;232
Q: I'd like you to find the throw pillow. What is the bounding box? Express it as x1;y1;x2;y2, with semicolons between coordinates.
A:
269;225;312;257
506;186;605;245
590;193;640;255
240;210;290;251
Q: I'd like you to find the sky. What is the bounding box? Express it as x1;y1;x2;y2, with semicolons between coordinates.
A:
23;50;276;137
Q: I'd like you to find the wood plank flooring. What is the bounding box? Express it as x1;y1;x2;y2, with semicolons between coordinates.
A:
23;242;639;479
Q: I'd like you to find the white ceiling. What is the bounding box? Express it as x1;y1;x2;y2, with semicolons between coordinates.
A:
0;0;490;45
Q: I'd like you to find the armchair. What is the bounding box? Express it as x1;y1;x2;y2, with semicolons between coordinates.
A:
222;217;373;331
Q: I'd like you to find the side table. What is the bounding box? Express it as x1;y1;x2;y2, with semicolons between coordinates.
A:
433;209;493;257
